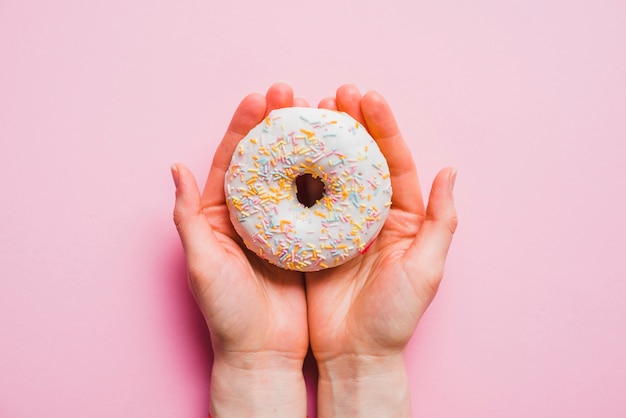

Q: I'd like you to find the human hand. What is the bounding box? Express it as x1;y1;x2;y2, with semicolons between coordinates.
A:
305;85;458;417
171;83;311;417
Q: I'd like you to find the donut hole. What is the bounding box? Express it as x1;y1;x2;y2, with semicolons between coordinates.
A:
295;173;325;208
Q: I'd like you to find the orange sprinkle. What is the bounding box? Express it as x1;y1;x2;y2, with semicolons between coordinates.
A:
314;210;327;218
300;128;314;138
280;220;291;232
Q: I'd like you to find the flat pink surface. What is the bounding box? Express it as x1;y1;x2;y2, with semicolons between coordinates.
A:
1;0;625;416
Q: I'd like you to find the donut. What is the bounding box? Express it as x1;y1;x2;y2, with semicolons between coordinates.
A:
224;107;392;272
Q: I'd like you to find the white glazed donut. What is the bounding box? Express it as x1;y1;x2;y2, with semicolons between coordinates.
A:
224;107;392;272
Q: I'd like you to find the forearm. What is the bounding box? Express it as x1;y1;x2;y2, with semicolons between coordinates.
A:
316;353;411;418
210;353;307;417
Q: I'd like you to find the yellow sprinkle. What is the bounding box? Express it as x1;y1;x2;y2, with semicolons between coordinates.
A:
249;138;257;144
265;116;271;126
314;210;327;218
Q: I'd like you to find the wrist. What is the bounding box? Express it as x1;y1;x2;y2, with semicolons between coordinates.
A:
316;353;411;418
210;351;307;417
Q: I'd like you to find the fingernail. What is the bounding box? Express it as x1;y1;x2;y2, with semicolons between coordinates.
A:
449;168;457;192
170;164;179;188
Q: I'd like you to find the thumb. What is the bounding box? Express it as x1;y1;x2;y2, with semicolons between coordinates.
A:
404;167;458;291
171;163;223;266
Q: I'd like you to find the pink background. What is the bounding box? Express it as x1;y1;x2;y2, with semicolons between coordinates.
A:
1;0;625;416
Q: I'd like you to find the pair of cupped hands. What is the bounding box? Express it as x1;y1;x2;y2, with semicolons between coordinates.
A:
171;83;458;417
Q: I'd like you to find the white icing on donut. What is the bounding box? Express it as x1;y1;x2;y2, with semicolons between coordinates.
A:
224;107;392;272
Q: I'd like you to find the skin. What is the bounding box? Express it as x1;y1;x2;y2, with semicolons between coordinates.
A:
171;82;457;417
172;84;310;416
307;85;458;416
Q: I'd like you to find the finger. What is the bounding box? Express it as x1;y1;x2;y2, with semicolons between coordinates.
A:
336;84;365;125
293;96;309;107
201;92;267;207
318;97;337;110
265;82;294;115
360;91;425;215
172;164;225;265
403;167;458;292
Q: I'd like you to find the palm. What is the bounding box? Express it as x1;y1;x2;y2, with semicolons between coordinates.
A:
305;86;456;361
194;204;307;357
305;212;426;358
174;84;311;361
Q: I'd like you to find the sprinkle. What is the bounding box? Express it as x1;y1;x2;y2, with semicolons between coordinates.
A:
280;220;291;232
300;128;315;138
313;210;327;218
